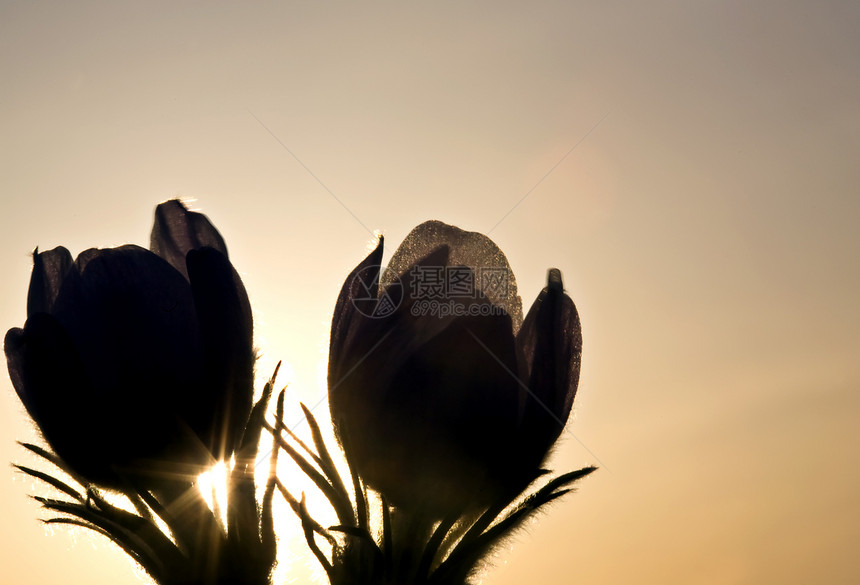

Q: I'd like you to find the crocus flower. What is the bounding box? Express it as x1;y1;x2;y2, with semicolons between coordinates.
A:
4;200;254;487
328;221;581;515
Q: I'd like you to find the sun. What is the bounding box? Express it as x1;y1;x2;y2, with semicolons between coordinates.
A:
197;460;230;524
196;355;344;583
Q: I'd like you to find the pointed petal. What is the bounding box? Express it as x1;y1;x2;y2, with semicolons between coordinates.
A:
150;199;228;279
515;268;582;465
186;247;255;460
328;237;384;385
328;244;451;432
27;246;73;316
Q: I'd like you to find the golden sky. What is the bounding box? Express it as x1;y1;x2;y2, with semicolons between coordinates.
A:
1;1;859;584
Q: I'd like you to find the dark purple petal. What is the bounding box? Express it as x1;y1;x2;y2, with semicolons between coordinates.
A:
328;237;384;388
515;268;582;467
371;310;522;511
4;314;110;482
329;245;452;434
186;247;255;460
26;246;73;317
385;220;523;329
3;328;26;400
150;199;228;279
51;245;205;423
366;245;513;407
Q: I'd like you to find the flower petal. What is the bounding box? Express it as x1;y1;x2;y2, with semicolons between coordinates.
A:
26;246;73;317
370;309;522;512
328;237;384;386
515;268;582;467
186;246;255;460
4;314;109;482
385;220;524;329
150;199;228;279
329;245;452;433
52;245;205;418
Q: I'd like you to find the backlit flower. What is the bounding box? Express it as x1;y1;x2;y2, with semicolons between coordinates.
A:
4;200;254;487
328;221;581;515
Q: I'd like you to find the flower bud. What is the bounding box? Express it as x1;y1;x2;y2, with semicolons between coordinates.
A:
4;200;254;487
328;221;582;515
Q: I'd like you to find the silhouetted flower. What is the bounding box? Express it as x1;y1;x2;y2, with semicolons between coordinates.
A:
4;200;254;487
328;221;581;516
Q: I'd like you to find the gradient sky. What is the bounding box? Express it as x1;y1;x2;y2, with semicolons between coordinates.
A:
2;2;859;584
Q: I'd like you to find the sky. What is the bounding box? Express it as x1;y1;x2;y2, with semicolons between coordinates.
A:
1;1;859;584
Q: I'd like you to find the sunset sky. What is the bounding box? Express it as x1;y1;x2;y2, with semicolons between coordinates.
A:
2;2;859;584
